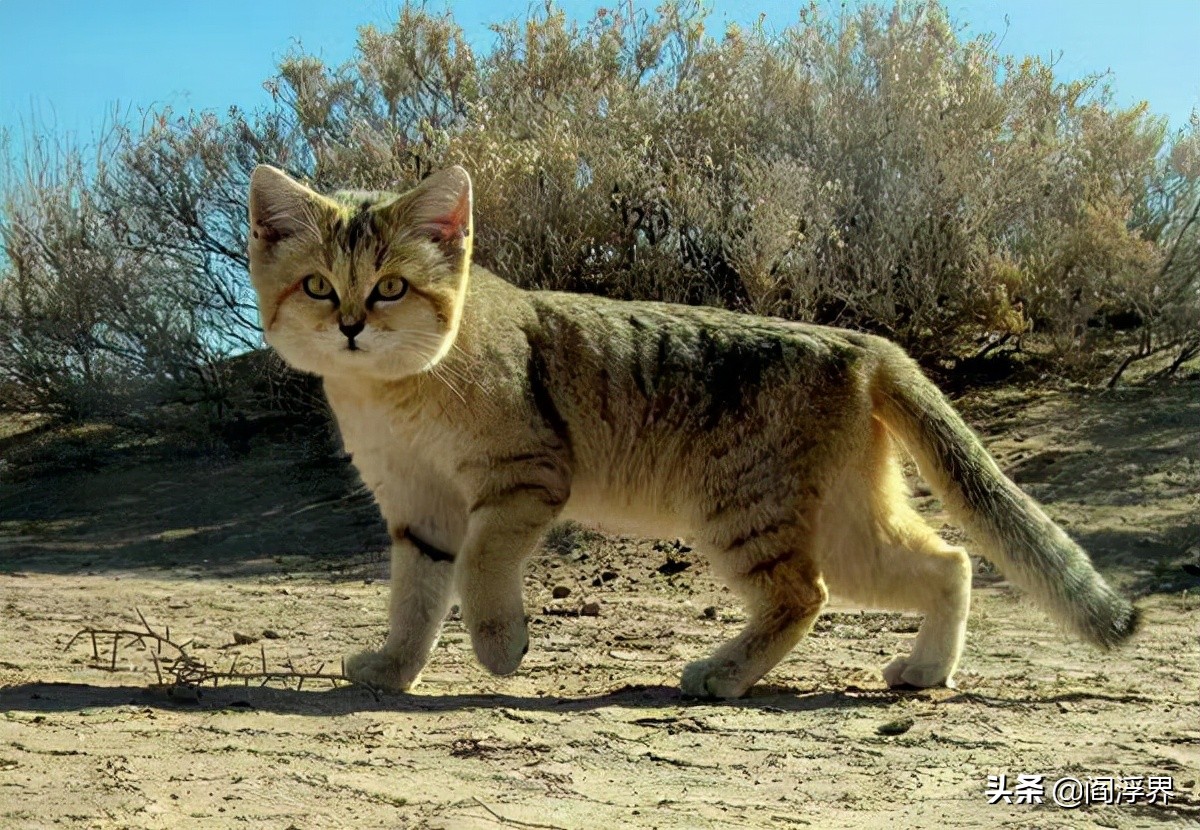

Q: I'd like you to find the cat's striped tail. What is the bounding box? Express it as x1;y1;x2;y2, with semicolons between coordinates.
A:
869;341;1139;648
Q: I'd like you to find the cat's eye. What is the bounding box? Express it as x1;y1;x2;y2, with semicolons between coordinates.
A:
302;274;337;301
371;277;408;303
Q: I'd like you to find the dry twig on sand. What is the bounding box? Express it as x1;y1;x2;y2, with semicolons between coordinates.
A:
65;607;377;698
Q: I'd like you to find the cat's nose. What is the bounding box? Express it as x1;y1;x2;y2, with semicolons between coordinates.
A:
339;319;365;340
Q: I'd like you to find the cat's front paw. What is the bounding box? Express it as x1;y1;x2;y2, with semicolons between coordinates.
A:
680;657;751;699
467;614;529;676
882;655;956;689
343;649;422;692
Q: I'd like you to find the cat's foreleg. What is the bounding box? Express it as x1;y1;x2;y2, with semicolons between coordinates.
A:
456;497;561;676
344;531;455;692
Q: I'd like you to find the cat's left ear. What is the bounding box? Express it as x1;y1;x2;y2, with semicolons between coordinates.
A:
405;166;473;255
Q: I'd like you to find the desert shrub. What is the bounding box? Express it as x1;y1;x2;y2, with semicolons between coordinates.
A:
2;0;1198;429
0;134;206;419
0;116;319;424
275;1;1194;362
1106;115;1200;383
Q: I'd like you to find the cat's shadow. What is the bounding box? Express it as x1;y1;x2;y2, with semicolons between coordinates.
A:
0;680;913;718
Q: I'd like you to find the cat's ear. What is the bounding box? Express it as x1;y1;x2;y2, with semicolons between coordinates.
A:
249;165;319;245
405;166;472;254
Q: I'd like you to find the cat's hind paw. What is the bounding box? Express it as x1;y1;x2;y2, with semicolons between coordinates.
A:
343;649;420;692
882;655;956;689
680;657;753;699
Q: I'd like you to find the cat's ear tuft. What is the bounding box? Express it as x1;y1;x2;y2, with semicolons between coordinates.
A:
410;166;473;253
249;165;317;245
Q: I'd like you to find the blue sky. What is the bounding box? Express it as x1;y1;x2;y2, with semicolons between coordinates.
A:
1;0;1197;151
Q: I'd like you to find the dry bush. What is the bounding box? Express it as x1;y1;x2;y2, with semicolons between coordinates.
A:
276;1;1195;364
0;132;204;419
1107;116;1200;384
3;0;1198;429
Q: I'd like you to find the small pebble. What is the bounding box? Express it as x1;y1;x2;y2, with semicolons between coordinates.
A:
877;716;915;736
552;585;572;599
580;601;601;617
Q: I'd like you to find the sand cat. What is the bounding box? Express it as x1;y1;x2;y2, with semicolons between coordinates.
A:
246;164;1137;698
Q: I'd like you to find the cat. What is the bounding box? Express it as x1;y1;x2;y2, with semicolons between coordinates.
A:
246;164;1138;698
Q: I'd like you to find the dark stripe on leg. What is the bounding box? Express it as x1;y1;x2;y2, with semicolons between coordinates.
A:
725;519;798;553
469;481;568;514
392;525;455;563
746;550;794;577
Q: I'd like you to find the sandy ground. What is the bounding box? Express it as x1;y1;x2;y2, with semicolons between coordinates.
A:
1;381;1198;829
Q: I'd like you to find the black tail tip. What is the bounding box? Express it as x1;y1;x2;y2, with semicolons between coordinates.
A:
1097;601;1141;650
1122;603;1143;639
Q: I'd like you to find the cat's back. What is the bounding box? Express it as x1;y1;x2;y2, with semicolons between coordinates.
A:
521;285;879;400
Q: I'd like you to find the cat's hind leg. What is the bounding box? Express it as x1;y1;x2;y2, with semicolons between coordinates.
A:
682;518;827;699
875;531;971;689
820;422;972;689
344;527;455;692
825;516;972;688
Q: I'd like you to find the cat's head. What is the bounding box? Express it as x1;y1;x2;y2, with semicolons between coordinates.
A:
247;165;472;380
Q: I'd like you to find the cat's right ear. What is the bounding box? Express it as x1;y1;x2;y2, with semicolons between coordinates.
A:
249;165;318;245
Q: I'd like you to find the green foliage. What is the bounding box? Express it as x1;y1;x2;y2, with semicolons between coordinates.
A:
2;0;1198;423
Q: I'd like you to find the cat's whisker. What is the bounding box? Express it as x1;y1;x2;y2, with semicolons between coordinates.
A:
436;361;491;402
426;356;473;386
400;334;484;392
427;362;468;404
380;339;470;399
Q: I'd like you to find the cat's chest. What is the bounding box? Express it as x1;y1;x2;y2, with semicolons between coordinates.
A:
331;391;467;541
